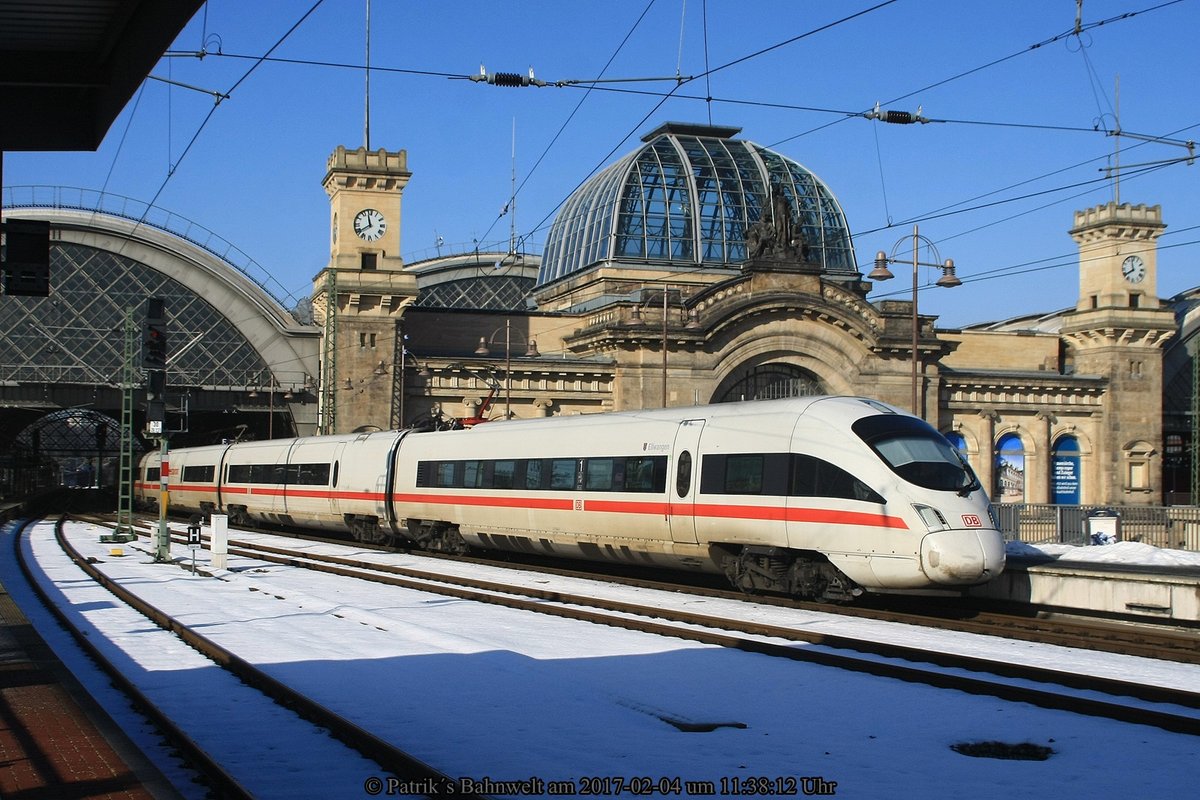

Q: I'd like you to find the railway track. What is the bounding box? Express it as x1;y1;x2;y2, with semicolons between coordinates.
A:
17;517;487;799
126;510;1200;665
94;515;1200;737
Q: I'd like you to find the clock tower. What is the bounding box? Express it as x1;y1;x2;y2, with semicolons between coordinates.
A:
1070;201;1164;311
324;144;410;271
1061;201;1175;503
313;145;418;434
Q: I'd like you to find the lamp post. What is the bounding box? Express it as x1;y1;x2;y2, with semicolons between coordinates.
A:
393;344;431;429
248;370;279;438
868;224;961;417
631;285;699;408
474;319;539;419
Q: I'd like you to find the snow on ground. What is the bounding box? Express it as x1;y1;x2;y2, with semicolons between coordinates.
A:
1007;539;1200;567
4;520;1199;799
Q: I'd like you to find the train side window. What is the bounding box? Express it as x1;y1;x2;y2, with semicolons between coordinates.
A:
463;461;484;488
585;459;615;491
675;451;692;497
436;462;457;488
625;456;666;493
493;460;516;489
549;459;576;490
332;461;339;487
247;464;277;484
295;463;330;486
525;459;544;489
182;465;214;483
790;454;884;503
228;464;249;483
725;455;764;494
147;467;161;482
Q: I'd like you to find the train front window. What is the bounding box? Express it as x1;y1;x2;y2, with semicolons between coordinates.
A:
853;414;979;494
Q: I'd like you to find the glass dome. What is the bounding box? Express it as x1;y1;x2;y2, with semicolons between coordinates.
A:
537;123;857;288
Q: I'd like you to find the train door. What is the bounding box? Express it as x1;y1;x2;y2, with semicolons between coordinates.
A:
668;419;705;544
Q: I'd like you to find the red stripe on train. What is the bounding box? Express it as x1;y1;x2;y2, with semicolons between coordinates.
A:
143;486;907;530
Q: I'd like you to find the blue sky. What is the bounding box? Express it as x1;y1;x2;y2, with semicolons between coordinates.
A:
4;0;1198;328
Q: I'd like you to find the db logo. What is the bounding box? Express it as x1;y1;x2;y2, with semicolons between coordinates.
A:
961;514;983;527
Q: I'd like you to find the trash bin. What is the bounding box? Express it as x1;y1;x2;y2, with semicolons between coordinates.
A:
1086;508;1121;545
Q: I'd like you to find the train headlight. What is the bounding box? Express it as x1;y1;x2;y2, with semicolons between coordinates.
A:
913;504;950;532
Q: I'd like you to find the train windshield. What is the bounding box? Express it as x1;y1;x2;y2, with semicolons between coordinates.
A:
852;414;980;494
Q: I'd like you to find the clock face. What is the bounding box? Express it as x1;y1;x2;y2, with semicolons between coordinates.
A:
353;208;386;241
1121;254;1146;284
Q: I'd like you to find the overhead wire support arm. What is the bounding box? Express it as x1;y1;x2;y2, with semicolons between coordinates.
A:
1105;128;1196;165
145;74;230;104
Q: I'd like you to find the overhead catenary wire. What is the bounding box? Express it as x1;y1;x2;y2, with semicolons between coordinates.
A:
92;0;1195;330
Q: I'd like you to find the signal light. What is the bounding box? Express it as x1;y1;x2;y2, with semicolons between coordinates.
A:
143;298;167;371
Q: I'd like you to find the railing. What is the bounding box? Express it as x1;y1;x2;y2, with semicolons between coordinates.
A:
994;503;1200;551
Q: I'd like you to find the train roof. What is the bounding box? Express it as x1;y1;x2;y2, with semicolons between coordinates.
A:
417;395;904;436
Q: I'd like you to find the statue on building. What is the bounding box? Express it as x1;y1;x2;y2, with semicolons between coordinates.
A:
742;183;814;269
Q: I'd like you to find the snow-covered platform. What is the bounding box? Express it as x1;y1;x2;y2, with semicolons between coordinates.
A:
967;542;1200;623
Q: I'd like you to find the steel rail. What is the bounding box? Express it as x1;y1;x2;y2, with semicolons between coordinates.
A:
50;519;487;799
11;518;252;799
179;528;1200;736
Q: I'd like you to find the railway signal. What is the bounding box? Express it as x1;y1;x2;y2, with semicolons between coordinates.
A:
143;298;167;370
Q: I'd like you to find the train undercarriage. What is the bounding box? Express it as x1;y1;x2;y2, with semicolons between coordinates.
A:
712;545;863;603
383;516;863;603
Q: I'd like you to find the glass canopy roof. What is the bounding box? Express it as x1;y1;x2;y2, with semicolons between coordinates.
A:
537;123;857;288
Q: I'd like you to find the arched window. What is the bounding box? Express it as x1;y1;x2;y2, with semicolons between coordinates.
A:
994;433;1025;503
717;364;823;403
1051;436;1081;504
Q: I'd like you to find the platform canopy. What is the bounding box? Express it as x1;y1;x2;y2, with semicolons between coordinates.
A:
0;0;203;151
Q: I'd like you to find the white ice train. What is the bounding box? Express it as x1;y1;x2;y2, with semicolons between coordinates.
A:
136;396;1005;601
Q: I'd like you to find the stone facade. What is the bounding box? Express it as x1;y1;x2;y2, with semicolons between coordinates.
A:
311;140;1182;506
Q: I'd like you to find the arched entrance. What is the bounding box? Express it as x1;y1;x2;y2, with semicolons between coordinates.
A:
10;408;129;494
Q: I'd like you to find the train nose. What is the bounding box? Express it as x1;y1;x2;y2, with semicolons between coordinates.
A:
920;529;1006;586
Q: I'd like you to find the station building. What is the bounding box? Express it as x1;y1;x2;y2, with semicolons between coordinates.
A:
3;123;1194;508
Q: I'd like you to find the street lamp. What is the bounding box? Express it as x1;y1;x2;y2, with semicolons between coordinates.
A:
474;318;539;419
868;224;961;417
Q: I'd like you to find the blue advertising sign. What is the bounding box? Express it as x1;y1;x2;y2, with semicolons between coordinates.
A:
1052;449;1081;505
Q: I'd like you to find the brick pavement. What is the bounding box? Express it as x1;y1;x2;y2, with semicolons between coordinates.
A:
0;584;165;800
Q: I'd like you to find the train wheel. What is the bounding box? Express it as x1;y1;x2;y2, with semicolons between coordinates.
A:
347;516;386;544
722;547;790;595
407;521;469;555
722;547;861;603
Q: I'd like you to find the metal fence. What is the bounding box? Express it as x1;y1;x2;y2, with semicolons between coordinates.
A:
994;503;1200;551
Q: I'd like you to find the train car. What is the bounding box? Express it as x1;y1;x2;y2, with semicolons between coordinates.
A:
137;431;409;539
143;396;1005;602
391;396;1004;601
